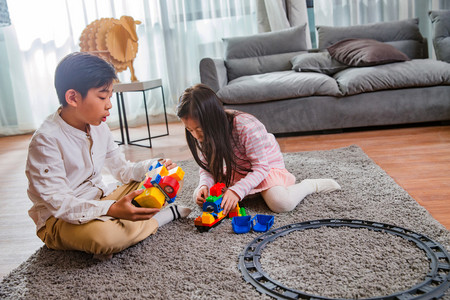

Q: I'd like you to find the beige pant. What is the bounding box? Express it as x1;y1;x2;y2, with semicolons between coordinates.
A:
37;182;158;255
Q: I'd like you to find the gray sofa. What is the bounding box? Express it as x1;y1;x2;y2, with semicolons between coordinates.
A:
200;19;450;135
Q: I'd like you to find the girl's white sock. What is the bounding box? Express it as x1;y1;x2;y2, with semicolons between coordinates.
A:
153;205;191;227
299;179;341;193
262;179;341;213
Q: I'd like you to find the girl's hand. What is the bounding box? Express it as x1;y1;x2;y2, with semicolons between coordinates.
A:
196;186;209;207
221;189;240;216
107;189;160;221
160;158;176;170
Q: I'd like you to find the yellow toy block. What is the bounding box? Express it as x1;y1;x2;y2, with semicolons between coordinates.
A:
201;212;216;224
134;187;165;208
157;165;169;177
167;166;185;181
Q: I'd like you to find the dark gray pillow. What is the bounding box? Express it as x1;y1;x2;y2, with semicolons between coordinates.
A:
317;19;425;59
223;24;308;81
327;38;411;67
429;10;450;63
290;52;348;75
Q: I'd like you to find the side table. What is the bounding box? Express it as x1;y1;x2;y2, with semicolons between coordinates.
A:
113;79;169;148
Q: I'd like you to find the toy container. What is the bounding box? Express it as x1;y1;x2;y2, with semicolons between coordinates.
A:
251;214;274;232
232;215;252;234
232;214;275;234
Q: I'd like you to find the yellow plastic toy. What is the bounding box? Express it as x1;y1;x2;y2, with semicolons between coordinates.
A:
132;161;185;209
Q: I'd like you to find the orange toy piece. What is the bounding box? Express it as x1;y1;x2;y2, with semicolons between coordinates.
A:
227;202;241;219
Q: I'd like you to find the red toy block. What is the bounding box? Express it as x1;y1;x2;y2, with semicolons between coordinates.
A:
210;182;225;197
143;177;153;188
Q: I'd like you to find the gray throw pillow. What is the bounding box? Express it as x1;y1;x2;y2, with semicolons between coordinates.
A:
290;52;348;75
327;39;411;67
223;24;309;81
429;10;450;63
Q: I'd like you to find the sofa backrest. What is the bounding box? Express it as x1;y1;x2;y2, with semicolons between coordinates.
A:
317;19;428;59
429;10;450;63
223;24;309;81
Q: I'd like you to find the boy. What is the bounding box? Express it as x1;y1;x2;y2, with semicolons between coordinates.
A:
25;52;190;260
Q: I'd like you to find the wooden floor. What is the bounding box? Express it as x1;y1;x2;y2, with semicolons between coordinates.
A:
0;121;449;280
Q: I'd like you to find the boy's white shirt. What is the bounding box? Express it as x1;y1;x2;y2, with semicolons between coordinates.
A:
26;110;157;231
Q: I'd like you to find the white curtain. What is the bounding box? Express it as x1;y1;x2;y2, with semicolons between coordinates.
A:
256;0;312;48
0;0;257;136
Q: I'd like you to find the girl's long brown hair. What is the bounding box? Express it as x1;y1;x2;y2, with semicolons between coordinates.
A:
177;84;250;187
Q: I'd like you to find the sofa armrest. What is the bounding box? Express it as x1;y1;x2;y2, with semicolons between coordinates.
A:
199;58;228;92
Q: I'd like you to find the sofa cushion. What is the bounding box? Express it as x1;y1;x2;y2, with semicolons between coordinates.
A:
334;59;450;96
327;39;411;67
217;70;342;104
223;25;309;81
384;40;428;59
317;19;426;59
429;10;450;63
290;52;348;75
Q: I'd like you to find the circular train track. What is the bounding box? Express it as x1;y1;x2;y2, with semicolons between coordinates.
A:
238;219;450;299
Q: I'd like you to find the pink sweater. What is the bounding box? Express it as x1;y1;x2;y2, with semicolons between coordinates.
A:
198;113;286;200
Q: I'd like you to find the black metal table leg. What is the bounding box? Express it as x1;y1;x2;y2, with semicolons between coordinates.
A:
113;79;170;148
114;92;125;145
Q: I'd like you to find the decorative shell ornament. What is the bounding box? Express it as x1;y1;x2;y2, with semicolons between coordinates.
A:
79;16;142;82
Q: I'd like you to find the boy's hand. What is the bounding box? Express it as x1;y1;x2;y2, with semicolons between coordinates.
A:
196;186;208;207
107;189;160;221
160;158;176;170
221;189;240;216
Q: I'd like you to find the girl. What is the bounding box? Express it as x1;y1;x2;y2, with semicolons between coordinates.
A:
177;84;340;215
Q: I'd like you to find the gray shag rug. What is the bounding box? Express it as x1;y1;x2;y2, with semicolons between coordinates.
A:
1;145;449;299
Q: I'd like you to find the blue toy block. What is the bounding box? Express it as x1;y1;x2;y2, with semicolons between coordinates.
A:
148;160;163;171
232;214;275;234
202;195;223;213
251;214;274;232
151;174;162;184
232;215;252;234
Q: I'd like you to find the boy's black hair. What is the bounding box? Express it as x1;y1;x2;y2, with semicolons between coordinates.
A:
54;52;117;106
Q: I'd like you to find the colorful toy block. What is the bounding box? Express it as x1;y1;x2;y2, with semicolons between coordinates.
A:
195;183;245;232
132;161;185;209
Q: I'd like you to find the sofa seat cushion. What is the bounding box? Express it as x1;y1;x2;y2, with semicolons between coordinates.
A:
334;59;450;96
217;71;342;104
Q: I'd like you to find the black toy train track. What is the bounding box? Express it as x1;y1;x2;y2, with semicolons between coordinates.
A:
238;219;450;300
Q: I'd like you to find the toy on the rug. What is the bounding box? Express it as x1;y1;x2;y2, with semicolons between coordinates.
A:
194;183;245;232
238;219;450;299
232;214;274;234
132;161;185;209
